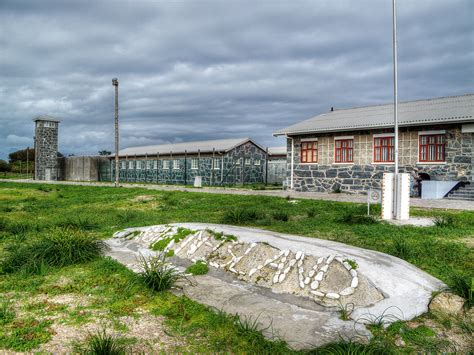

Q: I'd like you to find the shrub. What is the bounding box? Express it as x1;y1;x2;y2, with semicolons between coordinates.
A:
272;211;289;222
447;271;473;308
136;253;187;291
186;261;209;275
1;227;108;274
307;208;317;218
433;215;456;228
83;329;127;355
341;211;379;225
222;208;264;224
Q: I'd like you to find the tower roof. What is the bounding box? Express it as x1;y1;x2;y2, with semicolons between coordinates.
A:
33;115;61;122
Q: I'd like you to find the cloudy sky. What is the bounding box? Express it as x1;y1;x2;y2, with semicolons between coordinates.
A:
1;0;473;159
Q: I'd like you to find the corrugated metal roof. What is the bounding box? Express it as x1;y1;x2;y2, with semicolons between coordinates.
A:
115;138;263;157
268;146;287;156
274;94;474;136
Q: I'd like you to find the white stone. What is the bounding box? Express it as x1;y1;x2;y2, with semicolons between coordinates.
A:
299;281;305;289
351;277;359;288
326;255;334;264
350;269;357;277
298;267;304;274
278;263;284;270
278;273;286;283
299;274;304;282
281;257;287;263
284;267;291;274
270;263;278;268
304;277;310;285
340;287;355;296
311;291;325;297
343;262;352;270
321;265;329;272
284;250;290;257
244;248;252;255
250;242;257;248
308;270;315;278
249;268;257;277
205;242;213;247
279;250;285;256
310;281;319;290
317;257;324;264
297;260;303;267
326;293;340;299
315;272;324;281
295;251;303;260
264;259;272;266
335;256;344;263
289;259;297;267
312;264;319;270
167;239;175;248
273;274;279;284
257;265;264;270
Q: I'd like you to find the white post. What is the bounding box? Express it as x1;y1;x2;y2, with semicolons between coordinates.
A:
382;173;394;220
289;136;294;189
392;0;399;219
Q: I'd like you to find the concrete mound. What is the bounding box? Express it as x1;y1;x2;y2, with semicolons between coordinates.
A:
107;223;445;349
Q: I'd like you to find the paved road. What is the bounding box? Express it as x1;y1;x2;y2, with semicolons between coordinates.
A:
1;179;473;211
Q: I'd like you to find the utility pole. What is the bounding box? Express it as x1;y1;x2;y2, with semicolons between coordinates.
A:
392;0;399;219
112;78;119;187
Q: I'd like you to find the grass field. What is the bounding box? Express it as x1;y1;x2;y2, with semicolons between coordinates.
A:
0;182;472;353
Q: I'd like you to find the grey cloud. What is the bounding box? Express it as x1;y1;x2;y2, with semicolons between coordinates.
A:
0;0;473;159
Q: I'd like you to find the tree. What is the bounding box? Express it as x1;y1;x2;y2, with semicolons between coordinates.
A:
99;150;112;156
8;148;34;163
0;160;11;172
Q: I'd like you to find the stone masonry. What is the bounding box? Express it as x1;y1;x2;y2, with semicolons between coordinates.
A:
287;124;473;193
34;117;60;181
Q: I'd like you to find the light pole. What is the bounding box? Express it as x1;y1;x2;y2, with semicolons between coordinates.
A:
112;78;119;187
392;0;399;219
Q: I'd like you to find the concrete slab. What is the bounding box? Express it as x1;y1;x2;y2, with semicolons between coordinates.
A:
106;223;445;350
386;217;435;227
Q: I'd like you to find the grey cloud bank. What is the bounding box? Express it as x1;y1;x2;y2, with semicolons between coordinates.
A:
1;0;473;159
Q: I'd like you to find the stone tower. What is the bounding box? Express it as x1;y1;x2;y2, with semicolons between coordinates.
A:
33;115;61;180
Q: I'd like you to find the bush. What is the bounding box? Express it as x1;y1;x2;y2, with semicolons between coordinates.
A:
83;329;127;355
447;271;473;308
1;227;108;274
272;211;289;222
222;208;265;224
136;253;187;291
186;261;209;275
433;215;456;228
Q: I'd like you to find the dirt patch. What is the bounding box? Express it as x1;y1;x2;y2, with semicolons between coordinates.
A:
37;311;183;353
131;195;155;203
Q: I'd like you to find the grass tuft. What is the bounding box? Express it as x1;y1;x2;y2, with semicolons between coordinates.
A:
433;215;456;228
272;211;289;222
222;208;265;224
0;301;15;325
136;253;188;291
186;261;209;275
1;227;108;274
83;329;127;355
446;271;473;308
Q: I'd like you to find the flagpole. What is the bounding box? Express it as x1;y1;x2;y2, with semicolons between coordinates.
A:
392;0;399;219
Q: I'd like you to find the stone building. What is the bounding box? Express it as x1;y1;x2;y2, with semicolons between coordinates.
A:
274;94;474;195
33;115;60;181
106;138;268;185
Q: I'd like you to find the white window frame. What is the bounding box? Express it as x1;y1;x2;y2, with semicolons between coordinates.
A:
136;161;142;170
44;121;56;128
213;158;220;170
191;158;199;170
173;159;180;170
145;160;151;170
153;160;158;169
244;158;251;166
121;161;126;169
128;161;134;169
254;159;261;166
163;160;170;170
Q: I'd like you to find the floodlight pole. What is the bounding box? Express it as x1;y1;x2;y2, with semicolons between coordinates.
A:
392;0;399;219
112;78;120;187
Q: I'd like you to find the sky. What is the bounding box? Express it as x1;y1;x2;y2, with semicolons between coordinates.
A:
1;0;473;159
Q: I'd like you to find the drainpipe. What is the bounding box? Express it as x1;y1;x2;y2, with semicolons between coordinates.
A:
288;136;294;190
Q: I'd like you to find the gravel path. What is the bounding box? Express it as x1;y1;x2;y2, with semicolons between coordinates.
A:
1;179;473;211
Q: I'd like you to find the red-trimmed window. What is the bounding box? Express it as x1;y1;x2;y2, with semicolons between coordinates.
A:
419;134;445;162
374;136;394;162
301;141;318;163
335;139;353;163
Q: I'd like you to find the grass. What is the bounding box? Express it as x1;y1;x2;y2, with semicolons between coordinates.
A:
185;261;209;275
81;329;128;355
0;302;15;325
136;253;188;292
0;181;472;352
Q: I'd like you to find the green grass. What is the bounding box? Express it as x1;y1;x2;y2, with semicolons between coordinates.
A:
0;181;473;352
185;261;209;275
136;253;187;292
80;329;128;354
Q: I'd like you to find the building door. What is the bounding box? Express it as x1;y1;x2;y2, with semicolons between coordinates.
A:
45;168;51;180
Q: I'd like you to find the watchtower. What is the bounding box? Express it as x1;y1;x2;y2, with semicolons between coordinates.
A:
33;115;61;180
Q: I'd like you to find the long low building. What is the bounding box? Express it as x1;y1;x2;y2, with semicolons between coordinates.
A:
104;138;285;185
274;94;474;196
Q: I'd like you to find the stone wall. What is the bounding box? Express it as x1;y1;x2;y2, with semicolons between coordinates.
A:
108;141;267;185
34;120;59;180
287;124;473;193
